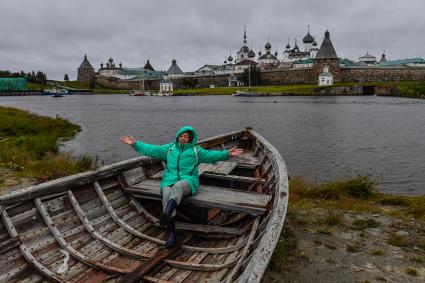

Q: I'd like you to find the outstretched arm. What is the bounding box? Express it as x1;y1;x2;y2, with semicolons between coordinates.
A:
120;134;171;160
198;146;243;164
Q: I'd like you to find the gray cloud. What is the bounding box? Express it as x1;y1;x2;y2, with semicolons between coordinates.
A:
1;0;424;80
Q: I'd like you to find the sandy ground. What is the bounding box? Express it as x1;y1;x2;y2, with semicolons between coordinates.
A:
263;208;425;283
0;168;36;196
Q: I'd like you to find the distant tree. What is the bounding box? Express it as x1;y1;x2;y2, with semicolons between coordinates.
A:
0;70;11;78
64;74;69;81
89;75;96;89
20;71;26;78
31;71;37;83
182;78;198;88
240;66;261;87
35;71;47;84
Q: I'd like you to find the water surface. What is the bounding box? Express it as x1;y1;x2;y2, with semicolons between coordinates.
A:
1;94;424;195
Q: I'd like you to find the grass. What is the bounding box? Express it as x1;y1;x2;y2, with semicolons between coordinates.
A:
352;219;380;230
0;106;96;184
371;249;385;256
268;224;298;272
396;81;425;99
387;233;410;247
289;176;425;221
405;267;418;276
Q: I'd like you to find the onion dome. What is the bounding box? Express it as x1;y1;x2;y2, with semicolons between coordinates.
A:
303;32;314;44
108;57;113;63
265;41;271;50
258;47;262;56
119;62;122;68
239;46;250;53
224;59;227;64
313;40;318;47
228;54;233;62
100;62;103;69
248;48;255;58
286;40;291;49
274;50;278;57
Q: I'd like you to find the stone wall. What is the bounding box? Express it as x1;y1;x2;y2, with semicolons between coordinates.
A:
340;67;425;82
96;66;425;90
77;68;94;83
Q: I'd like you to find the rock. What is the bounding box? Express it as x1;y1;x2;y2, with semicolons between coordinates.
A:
395;230;409;237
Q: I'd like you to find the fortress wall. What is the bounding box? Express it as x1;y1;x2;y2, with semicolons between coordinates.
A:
96;66;425;90
340;67;425;82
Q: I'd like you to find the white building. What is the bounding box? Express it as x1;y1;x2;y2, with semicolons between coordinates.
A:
318;64;333;86
236;28;254;63
160;76;173;95
358;52;377;65
282;27;319;63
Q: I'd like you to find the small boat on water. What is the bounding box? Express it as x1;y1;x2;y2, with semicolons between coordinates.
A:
232;90;265;97
0;128;288;282
129;90;145;96
44;88;69;97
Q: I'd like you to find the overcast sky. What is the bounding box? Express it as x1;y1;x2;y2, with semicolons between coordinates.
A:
1;0;424;80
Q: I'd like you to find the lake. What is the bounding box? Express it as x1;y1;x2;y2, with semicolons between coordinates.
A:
1;94;424;195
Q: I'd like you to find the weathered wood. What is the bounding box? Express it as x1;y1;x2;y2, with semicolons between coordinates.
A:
67;190;151;260
235;129;289;283
94;182;165;245
126;179;270;215
0;236;20;253
1;207;65;283
224;217;260;282
33;197;128;275
201;173;266;184
174;222;245;235
117;237;190;283
182;237;247;254
164;254;241;271
0;156;159;205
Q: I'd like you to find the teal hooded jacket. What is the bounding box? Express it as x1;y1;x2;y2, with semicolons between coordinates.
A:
133;126;229;195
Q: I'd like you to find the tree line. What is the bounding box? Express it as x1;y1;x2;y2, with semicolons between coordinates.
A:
0;70;47;84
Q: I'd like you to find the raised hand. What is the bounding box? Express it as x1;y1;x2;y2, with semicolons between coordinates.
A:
229;147;244;156
120;135;136;146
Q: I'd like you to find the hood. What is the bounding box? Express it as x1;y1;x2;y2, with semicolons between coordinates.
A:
175;125;198;145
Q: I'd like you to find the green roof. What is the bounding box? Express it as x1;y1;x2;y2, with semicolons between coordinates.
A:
293;58;314;64
379;57;425;66
121;68;165;78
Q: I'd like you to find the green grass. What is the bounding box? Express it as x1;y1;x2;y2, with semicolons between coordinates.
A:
405;267;418;276
0;106;96;183
289;176;425;221
351;219;380;230
396;81;425;99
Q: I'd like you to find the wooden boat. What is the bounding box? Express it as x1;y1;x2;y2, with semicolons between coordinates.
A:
0;128;289;282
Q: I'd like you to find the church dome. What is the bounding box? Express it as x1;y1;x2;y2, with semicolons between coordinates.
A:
248;49;256;58
286;42;291;49
312;40;318;47
303;32;314;44
228;54;233;62
265;41;271;49
239;46;250;53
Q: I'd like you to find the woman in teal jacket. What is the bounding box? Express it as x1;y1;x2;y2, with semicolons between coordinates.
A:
121;126;243;247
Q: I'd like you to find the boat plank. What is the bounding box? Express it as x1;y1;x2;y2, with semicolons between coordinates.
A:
126;180;270;215
201;173;266;184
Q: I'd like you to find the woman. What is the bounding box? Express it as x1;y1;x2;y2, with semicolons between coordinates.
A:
121;125;243;247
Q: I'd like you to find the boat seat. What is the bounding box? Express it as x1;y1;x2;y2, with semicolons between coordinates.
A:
123;179;271;215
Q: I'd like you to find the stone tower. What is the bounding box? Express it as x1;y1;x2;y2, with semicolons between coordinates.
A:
77;54;95;82
313;31;340;82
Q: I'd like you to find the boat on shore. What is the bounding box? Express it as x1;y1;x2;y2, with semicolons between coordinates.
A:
0;128;288;282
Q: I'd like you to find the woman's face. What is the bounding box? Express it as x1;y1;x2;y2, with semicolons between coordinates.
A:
178;132;190;144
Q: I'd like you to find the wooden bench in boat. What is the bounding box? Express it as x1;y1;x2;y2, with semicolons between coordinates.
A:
124;179;271;215
152;160;266;184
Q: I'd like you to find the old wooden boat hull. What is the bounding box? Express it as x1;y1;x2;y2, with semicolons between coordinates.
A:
0;128;289;282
